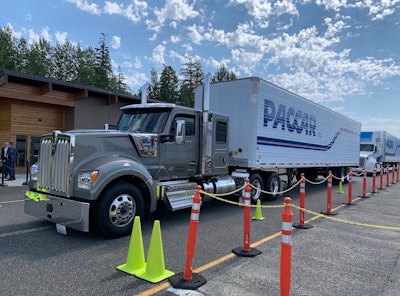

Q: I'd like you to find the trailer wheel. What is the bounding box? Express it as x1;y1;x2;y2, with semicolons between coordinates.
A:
96;182;145;238
265;173;281;201
249;173;264;204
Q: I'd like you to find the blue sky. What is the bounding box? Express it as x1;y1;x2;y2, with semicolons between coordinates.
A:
1;0;400;138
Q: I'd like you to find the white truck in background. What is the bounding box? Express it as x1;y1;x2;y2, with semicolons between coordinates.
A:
356;131;400;174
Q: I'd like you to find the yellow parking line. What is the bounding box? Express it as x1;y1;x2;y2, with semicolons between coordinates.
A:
136;197;361;296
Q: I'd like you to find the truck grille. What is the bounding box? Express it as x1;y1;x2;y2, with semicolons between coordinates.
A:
37;135;72;195
359;157;366;168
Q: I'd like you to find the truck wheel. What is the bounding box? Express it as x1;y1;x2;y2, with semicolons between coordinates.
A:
265;173;280;201
249;173;264;204
96;182;145;238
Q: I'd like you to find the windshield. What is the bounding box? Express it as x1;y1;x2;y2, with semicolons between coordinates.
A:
117;108;171;133
360;144;375;152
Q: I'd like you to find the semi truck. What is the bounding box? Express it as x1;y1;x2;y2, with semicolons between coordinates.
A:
24;76;361;237
356;131;400;174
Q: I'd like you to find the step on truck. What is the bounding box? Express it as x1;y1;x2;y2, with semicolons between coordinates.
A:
356;131;400;174
25;76;361;237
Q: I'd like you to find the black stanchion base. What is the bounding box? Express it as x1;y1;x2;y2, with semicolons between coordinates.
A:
344;202;357;206
293;223;313;229
22;182;28;185
168;272;207;290
232;246;261;257
359;195;370;198
0;182;7;187
320;211;338;216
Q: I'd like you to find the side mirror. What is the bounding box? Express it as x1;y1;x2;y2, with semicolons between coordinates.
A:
175;119;186;144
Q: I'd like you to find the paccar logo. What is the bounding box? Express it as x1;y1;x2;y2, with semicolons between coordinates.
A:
263;99;316;136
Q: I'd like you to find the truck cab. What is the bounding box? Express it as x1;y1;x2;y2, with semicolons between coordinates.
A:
25;102;233;237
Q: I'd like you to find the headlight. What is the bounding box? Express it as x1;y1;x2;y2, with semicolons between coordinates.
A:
30;163;39;181
77;171;99;190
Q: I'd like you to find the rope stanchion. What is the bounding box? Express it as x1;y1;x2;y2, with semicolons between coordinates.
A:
322;172;337;215
386;167;390;188
380;167;384;190
359;170;369;198
232;179;261;257
346;170;356;206
169;185;207;290
280;197;293;296
371;168;377;193
397;164;399;183
293;174;312;229
0;161;7;187
392;165;395;184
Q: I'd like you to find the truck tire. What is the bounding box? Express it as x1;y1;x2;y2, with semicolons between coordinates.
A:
96;182;145;238
249;173;264;204
265;172;281;201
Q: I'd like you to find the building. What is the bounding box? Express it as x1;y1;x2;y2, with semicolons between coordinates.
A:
0;69;142;173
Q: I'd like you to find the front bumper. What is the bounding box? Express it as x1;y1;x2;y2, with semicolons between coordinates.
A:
24;191;90;232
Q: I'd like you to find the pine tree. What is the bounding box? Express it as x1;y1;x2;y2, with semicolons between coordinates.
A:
159;65;179;103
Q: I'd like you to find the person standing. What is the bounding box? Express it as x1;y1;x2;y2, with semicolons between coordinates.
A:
1;141;10;179
6;141;18;181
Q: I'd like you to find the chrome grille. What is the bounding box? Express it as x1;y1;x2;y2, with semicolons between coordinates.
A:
37;135;71;194
359;157;366;168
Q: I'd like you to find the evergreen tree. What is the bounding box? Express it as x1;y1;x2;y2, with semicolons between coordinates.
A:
148;68;160;101
50;40;78;81
0;26;18;70
179;56;204;107
25;39;52;77
75;45;97;86
212;65;237;82
159;65;179;103
94;33;113;90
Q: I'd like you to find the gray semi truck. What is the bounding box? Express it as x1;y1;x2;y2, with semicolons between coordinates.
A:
24;76;360;237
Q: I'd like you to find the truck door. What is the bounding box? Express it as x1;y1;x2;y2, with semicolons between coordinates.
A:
161;113;199;179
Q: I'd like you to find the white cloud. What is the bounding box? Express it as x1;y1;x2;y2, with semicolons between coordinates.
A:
152;44;166;65
103;0;148;23
111;35;121;49
66;0;101;15
55;31;68;44
153;0;199;27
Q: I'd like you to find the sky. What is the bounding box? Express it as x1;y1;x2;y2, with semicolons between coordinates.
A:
1;0;400;138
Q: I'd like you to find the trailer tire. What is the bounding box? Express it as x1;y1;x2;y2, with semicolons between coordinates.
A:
96;182;145;238
249;173;264;204
265;173;281;201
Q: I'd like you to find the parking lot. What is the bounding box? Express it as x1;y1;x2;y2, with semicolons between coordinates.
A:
1;174;399;295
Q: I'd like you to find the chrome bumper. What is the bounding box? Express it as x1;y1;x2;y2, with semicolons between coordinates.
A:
24;191;90;232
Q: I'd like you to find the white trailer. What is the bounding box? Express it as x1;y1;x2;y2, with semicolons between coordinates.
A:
195;77;361;198
357;131;400;174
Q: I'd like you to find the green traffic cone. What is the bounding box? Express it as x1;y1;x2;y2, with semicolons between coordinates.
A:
136;220;174;283
117;216;146;275
252;199;265;220
337;181;344;194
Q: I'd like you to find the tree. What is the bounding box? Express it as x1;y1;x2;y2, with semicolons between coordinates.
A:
75;45;97;87
159;65;179;103
179;56;204;107
94;33;113;90
0;26;18;70
212;65;237;82
148;68;160;101
50;40;78;81
25;39;52;77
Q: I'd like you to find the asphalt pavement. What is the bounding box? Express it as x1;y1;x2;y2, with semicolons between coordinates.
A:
4;173;400;296
166;178;400;296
